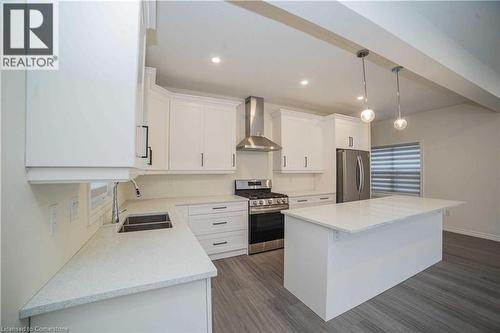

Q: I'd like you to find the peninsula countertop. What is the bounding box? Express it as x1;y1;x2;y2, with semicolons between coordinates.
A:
282;195;463;233
20;195;248;319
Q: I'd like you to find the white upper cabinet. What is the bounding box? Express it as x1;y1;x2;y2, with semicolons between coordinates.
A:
334;114;371;151
169;100;237;173
273;110;324;173
169;100;205;171
142;68;238;174
143;81;169;171
25;1;149;183
203;105;236;171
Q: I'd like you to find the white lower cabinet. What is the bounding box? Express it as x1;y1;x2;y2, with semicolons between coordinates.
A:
289;194;336;209
31;279;212;333
187;201;248;260
197;231;247;257
189;211;247;235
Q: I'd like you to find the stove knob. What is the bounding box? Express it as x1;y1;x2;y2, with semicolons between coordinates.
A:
259;200;264;205
277;199;282;204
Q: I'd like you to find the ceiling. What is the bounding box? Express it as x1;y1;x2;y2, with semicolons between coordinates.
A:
411;1;500;74
146;1;467;120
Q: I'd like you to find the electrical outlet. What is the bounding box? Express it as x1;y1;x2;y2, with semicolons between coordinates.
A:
48;204;58;235
69;197;79;223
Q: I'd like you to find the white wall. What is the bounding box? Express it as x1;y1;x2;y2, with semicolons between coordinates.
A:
0;72;107;327
371;103;500;241
122;102;332;200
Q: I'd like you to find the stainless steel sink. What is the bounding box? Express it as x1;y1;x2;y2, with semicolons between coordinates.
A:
118;213;172;233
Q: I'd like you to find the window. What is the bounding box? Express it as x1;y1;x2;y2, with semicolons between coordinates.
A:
89;182;112;225
371;142;422;196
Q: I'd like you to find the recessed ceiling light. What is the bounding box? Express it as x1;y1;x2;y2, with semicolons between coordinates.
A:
211;57;221;64
300;80;309;86
357;96;364;101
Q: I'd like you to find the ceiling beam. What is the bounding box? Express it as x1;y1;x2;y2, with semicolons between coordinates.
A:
231;1;500;112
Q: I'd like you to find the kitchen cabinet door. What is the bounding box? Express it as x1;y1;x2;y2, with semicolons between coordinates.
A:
334;115;370;151
169;100;204;171
303;118;324;171
354;122;371;151
280;115;308;171
203;104;236;171
335;118;354;150
144;93;169;171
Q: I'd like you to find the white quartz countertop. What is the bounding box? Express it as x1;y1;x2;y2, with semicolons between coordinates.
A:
282;196;463;233
20;195;248;319
281;190;335;198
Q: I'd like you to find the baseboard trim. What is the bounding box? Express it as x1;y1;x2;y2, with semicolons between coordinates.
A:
444;226;500;242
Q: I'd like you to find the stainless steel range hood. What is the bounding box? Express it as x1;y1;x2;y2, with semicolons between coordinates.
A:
236;96;282;152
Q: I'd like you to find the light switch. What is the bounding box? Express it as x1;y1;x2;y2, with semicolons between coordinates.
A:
69;197;79;223
48;204;58;235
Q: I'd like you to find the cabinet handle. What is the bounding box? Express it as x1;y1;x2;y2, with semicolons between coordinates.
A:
232;153;235;167
213;241;228;246
283;155;287;167
212;206;227;210
201;153;204;167
297;199;308;203
305;156;308;168
213;221;228;225
147;147;152;165
139;125;149;158
319;197;329;200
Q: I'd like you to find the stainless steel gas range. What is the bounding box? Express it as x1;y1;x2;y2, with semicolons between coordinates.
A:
235;179;289;254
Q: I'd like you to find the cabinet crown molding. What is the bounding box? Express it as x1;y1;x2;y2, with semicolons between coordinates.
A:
145;67;241;107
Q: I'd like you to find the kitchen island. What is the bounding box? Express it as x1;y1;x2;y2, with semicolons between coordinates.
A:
282;195;463;321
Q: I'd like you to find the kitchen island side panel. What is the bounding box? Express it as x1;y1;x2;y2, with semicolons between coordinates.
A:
283;216;331;320
325;211;442;320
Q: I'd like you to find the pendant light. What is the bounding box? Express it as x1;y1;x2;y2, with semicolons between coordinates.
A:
357;49;375;123
392;66;408;130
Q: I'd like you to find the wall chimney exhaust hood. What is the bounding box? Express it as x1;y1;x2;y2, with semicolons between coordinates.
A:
236;96;282;152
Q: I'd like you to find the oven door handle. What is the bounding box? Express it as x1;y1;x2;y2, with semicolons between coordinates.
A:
249;205;289;215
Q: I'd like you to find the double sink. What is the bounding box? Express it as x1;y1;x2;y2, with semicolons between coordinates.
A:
119;213;172;233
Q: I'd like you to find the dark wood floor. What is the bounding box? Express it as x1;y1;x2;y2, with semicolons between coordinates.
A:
212;232;500;333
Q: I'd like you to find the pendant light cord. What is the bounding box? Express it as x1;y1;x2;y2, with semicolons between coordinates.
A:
396;69;401;119
362;57;368;107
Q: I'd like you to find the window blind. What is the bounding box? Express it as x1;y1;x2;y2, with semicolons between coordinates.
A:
371;143;421;196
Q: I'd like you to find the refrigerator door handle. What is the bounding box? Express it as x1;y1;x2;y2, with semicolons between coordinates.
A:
359;155;365;193
355;155;361;193
356;155;364;194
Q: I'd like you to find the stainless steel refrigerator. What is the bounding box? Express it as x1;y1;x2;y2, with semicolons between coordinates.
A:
336;149;370;203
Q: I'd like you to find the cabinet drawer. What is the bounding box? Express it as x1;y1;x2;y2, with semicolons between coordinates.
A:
197;231;246;255
289;194;335;208
188;211;247;236
314;194;335;203
188;202;247;216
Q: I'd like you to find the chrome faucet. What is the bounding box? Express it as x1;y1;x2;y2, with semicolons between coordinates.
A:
111;179;141;224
